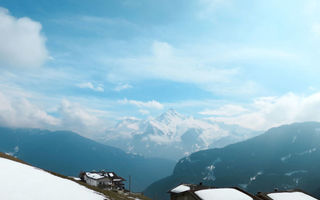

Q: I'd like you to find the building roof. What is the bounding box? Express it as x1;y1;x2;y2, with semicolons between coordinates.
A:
85;171;126;181
169;184;257;200
85;172;105;180
257;190;319;200
170;184;191;193
195;188;253;200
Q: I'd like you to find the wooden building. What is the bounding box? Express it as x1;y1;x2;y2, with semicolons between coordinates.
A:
80;171;125;190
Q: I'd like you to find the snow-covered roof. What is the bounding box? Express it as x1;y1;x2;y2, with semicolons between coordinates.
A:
85;172;105;180
267;192;318;200
0;157;105;200
170;184;191;193
85;171;125;181
194;188;253;200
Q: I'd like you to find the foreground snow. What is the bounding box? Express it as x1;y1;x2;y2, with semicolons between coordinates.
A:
0;157;106;200
195;188;253;200
268;192;318;200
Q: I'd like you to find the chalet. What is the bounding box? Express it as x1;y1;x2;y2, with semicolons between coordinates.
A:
256;189;319;200
169;184;260;200
79;171;125;190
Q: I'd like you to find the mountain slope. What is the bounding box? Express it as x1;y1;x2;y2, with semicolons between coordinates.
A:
101;109;259;160
0;153;106;200
0;127;175;192
144;122;320;200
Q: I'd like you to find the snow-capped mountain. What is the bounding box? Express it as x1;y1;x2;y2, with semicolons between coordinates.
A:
101;109;259;160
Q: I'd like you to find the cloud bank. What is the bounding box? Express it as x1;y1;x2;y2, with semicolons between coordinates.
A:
204;92;320;130
0;91;107;137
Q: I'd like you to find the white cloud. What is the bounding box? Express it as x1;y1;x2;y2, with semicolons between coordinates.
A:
0;92;59;128
207;92;320;130
57;100;107;136
114;83;132;91
199;104;247;116
139;109;150;115
76;82;104;92
0;7;48;68
119;98;164;110
0;88;110;137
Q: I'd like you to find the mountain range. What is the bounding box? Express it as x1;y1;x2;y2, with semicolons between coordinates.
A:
99;109;259;160
144;122;320;200
0;127;175;192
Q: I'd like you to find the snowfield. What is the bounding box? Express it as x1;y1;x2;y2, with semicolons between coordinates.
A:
0;157;106;200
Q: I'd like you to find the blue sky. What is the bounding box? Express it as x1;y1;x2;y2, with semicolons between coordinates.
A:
1;0;320;136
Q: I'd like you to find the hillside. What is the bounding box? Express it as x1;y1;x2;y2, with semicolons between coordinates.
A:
0;152;106;200
144;122;320;200
0;127;175;192
0;153;151;200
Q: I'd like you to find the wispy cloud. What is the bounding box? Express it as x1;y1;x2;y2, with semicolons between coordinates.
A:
104;41;238;87
119;98;164;110
76;82;104;92
114;83;132;91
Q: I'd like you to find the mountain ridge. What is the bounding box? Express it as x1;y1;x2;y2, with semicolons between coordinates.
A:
144;121;320;200
0;126;175;192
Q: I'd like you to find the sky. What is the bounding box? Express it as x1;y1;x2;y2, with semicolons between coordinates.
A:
1;0;320;137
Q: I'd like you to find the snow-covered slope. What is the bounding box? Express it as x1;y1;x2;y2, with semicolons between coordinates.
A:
101;109;259;160
0;157;106;200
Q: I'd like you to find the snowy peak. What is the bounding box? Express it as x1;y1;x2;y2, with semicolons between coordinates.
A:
156;109;186;124
114;117;141;131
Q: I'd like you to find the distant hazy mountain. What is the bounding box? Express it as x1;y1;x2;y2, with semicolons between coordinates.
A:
144;122;320;200
100;109;259;160
0;127;175;192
